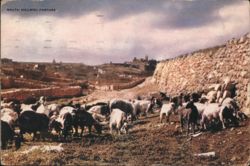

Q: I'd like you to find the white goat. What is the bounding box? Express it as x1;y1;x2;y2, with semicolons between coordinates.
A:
200;102;238;130
159;102;175;123
1;108;18;128
133;99;152;117
109;108;128;135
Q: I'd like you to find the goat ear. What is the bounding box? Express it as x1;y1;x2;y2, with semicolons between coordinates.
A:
9;101;14;106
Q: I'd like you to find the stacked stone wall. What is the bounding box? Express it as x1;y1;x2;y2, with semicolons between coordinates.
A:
95;78;145;91
1;86;82;101
153;34;250;113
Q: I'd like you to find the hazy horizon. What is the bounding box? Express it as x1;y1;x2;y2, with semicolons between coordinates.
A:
1;0;249;65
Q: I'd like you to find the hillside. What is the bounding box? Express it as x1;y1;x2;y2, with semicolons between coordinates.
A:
1;57;157;100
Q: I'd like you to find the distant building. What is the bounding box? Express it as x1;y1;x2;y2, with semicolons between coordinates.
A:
1;58;13;64
133;55;148;62
133;57;137;62
33;64;46;71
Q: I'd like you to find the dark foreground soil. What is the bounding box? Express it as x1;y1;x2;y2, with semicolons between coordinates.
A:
1;113;250;166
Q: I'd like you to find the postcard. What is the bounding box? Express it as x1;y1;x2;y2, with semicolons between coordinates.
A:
1;0;250;165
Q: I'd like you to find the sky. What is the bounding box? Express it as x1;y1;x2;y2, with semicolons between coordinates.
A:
1;0;249;65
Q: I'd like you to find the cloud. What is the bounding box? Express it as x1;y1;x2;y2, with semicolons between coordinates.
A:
153;0;235;29
1;0;249;65
2;0;238;28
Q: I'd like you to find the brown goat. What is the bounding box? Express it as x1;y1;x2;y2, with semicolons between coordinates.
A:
178;101;199;134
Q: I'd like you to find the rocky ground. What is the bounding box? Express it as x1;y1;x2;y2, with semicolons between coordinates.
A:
1;114;250;165
1;81;250;165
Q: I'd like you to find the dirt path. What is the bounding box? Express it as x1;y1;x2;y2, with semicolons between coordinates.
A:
53;77;159;104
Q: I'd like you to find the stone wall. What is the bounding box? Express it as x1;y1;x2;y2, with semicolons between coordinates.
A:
1;76;88;89
95;78;146;91
1;77;15;89
1;77;48;89
1;86;83;101
112;78;145;90
153;33;250;113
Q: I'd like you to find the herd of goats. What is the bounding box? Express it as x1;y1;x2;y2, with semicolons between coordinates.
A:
1;80;249;150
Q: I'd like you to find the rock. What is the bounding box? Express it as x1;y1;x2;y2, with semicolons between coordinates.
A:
194;152;216;157
238;36;246;43
237;131;242;135
231;156;237;162
240;71;248;78
192;132;202;138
